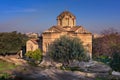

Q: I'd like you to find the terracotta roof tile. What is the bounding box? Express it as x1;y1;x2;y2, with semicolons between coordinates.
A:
57;11;76;19
43;26;91;34
70;26;80;31
30;39;38;45
43;26;66;33
73;26;91;33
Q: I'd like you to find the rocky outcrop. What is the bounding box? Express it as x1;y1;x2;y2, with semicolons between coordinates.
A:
112;71;120;77
69;60;112;73
0;57;118;80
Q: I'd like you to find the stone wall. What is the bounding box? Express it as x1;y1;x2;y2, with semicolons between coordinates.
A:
42;32;92;57
26;40;39;52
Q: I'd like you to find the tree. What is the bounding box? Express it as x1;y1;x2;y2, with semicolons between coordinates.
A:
0;31;28;55
48;35;88;65
93;28;120;58
93;28;120;71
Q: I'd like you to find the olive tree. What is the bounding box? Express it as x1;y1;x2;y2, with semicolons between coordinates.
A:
48;35;88;65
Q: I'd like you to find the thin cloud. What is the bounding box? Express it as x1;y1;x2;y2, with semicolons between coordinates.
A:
0;15;42;32
2;9;37;13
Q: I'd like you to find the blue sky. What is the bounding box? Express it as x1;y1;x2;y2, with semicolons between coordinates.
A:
0;0;120;33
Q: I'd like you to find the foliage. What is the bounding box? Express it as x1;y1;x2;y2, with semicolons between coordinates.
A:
94;56;111;65
48;35;88;65
93;28;120;58
0;31;28;55
93;28;120;72
25;49;42;61
110;52;120;72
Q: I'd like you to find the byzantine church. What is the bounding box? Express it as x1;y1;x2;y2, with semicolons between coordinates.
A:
42;11;92;57
26;11;92;58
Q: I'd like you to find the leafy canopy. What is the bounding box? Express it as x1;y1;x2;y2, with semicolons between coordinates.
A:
0;31;28;55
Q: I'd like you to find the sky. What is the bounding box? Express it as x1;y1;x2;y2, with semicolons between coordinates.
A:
0;0;120;34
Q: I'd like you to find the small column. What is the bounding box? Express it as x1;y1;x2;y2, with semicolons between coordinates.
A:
57;19;60;26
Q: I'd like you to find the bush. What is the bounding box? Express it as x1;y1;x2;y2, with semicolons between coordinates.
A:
110;52;120;72
25;49;42;62
94;55;111;65
48;35;88;66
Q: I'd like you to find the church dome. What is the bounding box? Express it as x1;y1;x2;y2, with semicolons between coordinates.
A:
57;11;76;27
57;11;76;19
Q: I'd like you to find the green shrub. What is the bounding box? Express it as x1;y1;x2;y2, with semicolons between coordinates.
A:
25;49;42;62
94;55;111;65
48;35;88;66
110;52;120;72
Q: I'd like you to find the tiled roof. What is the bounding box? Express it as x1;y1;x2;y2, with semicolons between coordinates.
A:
70;26;80;31
43;26;91;34
57;11;76;19
43;26;66;33
54;26;66;32
70;26;91;33
30;39;38;45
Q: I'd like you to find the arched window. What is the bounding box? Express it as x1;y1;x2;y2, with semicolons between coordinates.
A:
68;18;69;25
73;19;74;26
60;19;62;26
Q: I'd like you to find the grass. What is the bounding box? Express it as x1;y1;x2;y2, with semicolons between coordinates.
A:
0;60;16;72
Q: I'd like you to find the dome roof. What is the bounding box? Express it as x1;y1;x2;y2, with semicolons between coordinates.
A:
57;11;76;19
